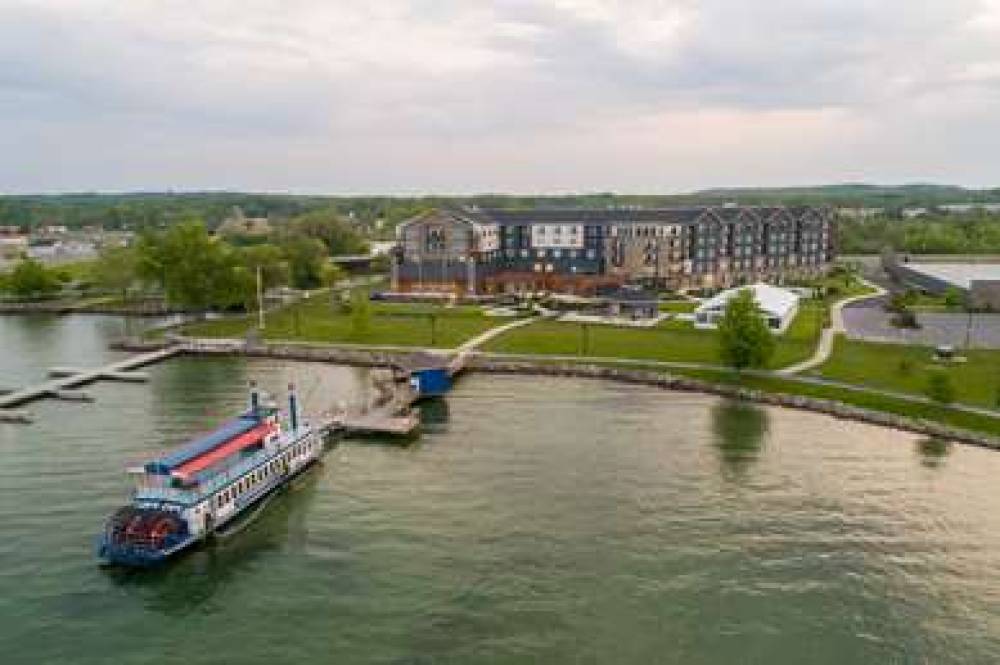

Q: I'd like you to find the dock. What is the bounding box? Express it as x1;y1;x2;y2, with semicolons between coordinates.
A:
0;346;181;411
0;321;537;432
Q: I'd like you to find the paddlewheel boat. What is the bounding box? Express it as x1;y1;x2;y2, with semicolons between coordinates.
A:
98;383;323;567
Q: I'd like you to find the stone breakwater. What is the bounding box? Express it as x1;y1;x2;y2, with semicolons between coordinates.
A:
0;301;189;316
464;359;1000;450
111;338;1000;450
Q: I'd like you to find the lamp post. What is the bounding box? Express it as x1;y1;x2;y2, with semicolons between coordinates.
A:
257;265;265;331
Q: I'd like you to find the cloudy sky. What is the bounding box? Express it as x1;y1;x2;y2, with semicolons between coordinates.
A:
4;0;1000;193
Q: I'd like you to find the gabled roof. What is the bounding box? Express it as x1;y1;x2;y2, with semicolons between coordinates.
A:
696;283;800;317
400;205;831;230
467;205;825;226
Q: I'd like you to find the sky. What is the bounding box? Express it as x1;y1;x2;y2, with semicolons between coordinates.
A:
3;0;1000;194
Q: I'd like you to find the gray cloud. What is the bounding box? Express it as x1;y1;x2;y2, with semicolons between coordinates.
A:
2;0;1000;192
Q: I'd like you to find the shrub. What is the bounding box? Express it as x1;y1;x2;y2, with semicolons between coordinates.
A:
891;309;920;329
925;370;956;404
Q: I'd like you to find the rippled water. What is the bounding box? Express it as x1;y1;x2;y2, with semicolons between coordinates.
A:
2;315;1000;664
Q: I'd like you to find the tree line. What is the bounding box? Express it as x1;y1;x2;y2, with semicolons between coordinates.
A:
0;209;366;309
839;214;1000;254
7;186;1000;244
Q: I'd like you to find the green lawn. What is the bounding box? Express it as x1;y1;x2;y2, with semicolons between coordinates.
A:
771;300;826;367
818;336;1000;409
483;302;826;370
180;297;503;348
666;366;1000;438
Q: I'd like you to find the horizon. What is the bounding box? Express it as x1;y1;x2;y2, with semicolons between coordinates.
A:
5;2;1000;192
4;181;999;199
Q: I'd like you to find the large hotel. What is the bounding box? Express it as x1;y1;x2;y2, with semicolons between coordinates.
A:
391;206;836;295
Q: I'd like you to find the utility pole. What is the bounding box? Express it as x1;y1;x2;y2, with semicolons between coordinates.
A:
965;308;974;352
257;265;265;330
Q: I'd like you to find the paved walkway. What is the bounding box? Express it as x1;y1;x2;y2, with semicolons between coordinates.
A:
777;279;887;376
454;315;544;354
449;315;549;373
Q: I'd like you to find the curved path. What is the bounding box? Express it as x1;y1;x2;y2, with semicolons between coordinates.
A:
777;279;886;376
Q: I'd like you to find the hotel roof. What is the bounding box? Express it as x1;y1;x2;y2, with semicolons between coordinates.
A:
466;206;822;226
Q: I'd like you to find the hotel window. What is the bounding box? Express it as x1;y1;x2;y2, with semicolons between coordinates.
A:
586;249;596;260
533;263;542;273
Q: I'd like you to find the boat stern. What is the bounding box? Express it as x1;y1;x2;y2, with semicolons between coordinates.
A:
97;506;194;568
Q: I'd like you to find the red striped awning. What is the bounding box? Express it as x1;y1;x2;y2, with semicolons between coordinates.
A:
172;422;276;481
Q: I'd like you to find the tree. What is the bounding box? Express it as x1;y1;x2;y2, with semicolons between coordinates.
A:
944;287;964;310
280;236;328;289
925;370;956;404
320;262;345;288
350;287;371;338
4;258;61;299
289;208;367;256
239;244;289;290
135;220;250;310
91;246;138;301
717;289;776;372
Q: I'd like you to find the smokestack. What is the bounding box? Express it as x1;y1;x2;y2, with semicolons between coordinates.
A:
288;383;298;431
249;380;259;416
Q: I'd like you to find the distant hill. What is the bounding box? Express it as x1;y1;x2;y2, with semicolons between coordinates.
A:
690;184;1000;207
3;185;1000;236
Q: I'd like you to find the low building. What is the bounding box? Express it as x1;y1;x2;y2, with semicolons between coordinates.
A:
888;259;1000;310
0;235;28;258
694;283;800;333
216;207;272;241
598;286;659;319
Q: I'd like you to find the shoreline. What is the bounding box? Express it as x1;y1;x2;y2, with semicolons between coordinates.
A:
111;338;1000;451
0;301;190;317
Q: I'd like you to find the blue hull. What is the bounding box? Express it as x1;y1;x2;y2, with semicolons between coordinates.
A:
97;458;317;568
98;536;198;568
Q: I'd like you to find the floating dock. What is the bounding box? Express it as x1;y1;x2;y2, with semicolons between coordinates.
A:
0;340;471;437
0;346;181;410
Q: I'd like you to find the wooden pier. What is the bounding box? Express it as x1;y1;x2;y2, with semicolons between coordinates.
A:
0;346;182;413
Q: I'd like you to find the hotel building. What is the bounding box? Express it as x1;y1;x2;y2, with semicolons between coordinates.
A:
391;206;836;295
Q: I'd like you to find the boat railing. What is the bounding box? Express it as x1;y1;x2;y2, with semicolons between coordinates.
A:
194;432;309;497
136;428;312;506
135;486;201;504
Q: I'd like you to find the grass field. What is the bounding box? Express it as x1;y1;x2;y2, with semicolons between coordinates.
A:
817;336;1000;409
483;300;827;370
181;297;502;348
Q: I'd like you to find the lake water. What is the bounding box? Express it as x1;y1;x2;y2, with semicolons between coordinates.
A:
1;315;1000;664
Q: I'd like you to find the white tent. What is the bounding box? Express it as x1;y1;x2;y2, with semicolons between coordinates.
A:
694;283;800;333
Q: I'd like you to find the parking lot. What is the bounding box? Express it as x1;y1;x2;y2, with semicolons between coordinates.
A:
843;297;1000;348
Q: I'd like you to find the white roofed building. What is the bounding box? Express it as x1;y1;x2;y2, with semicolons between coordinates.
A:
694;283;801;333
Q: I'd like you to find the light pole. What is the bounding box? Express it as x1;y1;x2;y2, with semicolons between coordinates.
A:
257;265;265;331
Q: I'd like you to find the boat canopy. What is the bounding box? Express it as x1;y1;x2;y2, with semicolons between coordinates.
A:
171;421;276;482
144;415;261;475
